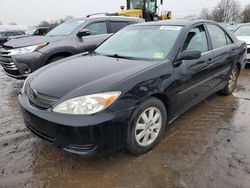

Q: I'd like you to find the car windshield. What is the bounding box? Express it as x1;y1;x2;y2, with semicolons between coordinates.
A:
234;25;250;36
95;25;183;60
46;20;85;36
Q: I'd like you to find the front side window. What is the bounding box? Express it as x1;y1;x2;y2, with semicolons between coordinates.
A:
182;25;208;53
85;22;107;36
129;0;144;9
234;25;250;36
96;25;183;60
207;24;227;49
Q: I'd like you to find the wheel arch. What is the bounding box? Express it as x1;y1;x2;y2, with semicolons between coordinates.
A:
150;93;172;122
46;51;74;64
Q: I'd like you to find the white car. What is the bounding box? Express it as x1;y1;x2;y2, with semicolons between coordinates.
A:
234;24;250;64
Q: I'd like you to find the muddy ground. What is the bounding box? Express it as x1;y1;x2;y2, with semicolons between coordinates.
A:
0;68;250;188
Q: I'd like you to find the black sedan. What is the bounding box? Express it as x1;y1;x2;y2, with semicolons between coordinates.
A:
18;20;247;155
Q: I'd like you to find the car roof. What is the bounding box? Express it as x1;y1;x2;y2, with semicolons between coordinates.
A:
133;19;219;27
67;16;144;23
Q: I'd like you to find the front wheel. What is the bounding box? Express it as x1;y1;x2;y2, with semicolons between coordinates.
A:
126;97;167;154
219;65;239;95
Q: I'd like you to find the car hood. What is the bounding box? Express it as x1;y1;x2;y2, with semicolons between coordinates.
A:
236;36;250;45
3;35;64;48
29;55;157;99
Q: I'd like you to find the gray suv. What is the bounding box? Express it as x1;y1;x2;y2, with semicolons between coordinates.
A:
0;16;144;79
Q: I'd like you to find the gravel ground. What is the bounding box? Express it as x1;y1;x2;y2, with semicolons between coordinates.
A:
0;68;250;188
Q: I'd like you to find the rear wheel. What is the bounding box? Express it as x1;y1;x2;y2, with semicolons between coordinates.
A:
126;97;167;154
220;65;239;95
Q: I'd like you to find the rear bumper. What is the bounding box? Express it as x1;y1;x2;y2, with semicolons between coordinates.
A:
18;93;134;155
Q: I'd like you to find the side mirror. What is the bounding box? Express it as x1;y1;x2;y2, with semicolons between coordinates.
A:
77;29;91;37
178;50;201;61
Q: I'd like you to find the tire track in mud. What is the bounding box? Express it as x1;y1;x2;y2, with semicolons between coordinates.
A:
1;69;250;188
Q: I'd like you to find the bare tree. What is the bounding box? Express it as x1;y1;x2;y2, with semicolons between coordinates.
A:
241;4;250;23
200;8;212;20
38;21;50;27
0;21;2;25
9;22;17;25
38;15;74;29
211;0;241;22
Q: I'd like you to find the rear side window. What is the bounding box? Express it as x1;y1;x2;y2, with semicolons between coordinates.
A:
182;25;209;53
85;22;107;36
110;21;128;33
207;24;227;49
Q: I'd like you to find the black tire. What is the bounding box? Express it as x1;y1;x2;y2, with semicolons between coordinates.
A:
126;97;167;155
47;56;66;64
219;65;239;95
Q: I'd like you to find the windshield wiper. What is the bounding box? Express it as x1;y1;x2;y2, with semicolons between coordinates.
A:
102;53;140;60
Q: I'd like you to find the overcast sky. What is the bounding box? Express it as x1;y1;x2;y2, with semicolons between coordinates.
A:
0;0;249;25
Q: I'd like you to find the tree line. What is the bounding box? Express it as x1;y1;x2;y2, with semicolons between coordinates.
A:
200;0;250;23
1;0;250;27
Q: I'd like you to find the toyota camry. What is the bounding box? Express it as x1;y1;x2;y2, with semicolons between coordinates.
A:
18;20;247;155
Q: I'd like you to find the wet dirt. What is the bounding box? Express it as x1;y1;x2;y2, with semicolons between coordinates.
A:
1;68;250;188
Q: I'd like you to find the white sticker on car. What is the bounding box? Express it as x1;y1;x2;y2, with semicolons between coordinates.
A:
159;26;182;31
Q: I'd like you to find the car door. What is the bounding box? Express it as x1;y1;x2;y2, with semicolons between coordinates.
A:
173;24;213;115
206;24;236;90
76;21;112;52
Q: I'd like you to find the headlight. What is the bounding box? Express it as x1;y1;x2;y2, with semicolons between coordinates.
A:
21;73;32;93
52;91;121;115
8;43;48;56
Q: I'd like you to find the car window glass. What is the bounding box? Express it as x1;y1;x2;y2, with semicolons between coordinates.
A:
182;25;208;53
110;21;128;33
234;25;250;36
85;22;107;36
207;24;227;49
96;25;183;60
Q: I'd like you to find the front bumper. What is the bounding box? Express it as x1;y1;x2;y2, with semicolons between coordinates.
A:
0;51;46;79
18;93;135;155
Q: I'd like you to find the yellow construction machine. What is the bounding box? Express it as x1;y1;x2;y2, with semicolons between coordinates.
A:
118;0;172;21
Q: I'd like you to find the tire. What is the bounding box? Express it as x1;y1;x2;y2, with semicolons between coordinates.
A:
126;97;167;154
47;56;66;64
219;65;239;95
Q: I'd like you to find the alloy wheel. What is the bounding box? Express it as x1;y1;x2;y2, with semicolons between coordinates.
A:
135;107;162;147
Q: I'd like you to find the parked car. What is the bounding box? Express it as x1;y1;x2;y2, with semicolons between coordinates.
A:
18;20;246;155
0;16;144;79
25;27;50;36
7;27;51;41
233;24;250;64
0;30;25;46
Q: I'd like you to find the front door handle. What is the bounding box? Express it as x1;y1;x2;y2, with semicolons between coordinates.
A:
208;58;213;63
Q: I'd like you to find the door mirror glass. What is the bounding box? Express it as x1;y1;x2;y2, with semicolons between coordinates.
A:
178;50;201;61
77;29;91;37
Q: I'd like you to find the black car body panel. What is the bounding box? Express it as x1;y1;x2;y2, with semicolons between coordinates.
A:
0;16;144;79
18;20;247;155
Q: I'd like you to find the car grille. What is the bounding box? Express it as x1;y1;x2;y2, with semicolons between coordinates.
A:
0;47;20;76
27;85;59;109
